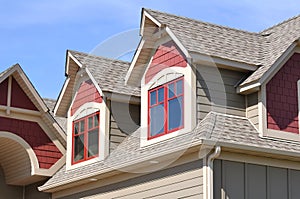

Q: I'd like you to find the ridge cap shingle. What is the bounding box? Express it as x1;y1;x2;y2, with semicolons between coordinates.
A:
144;8;260;36
68;50;131;65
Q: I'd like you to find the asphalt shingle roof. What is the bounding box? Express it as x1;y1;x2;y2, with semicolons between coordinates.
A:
69;50;141;97
43;98;67;132
40;112;300;191
145;9;300;86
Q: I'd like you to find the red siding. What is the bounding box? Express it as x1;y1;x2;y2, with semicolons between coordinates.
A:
0;78;8;105
145;41;187;84
11;77;38;111
0;117;63;169
267;53;300;134
71;80;102;116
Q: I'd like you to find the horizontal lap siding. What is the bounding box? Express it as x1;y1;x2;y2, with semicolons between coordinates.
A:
196;65;246;121
109;101;140;151
59;160;203;199
246;92;259;128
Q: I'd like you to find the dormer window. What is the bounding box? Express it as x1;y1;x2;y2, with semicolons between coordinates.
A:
72;112;100;164
148;77;184;139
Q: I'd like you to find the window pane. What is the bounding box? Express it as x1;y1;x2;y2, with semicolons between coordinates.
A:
150;104;165;137
176;79;183;95
168;96;183;131
80;120;85;132
158;87;164;103
88;117;93;129
88;129;99;157
74;123;79;135
168;83;175;98
74;134;84;162
94;114;99;127
150;90;157;106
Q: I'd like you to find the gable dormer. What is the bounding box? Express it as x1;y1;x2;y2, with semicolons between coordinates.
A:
262;48;300;141
54;50;140;169
0;64;66;185
126;9;262;146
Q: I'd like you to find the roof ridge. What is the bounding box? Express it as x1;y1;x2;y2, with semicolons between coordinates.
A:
68;50;131;65
144;8;260;36
260;14;300;34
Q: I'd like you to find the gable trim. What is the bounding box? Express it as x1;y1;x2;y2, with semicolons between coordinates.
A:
238;40;300;94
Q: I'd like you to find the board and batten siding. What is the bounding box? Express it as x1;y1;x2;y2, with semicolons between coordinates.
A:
196;65;246;121
214;159;300;199
109;101;140;152
58;160;203;199
246;92;259;129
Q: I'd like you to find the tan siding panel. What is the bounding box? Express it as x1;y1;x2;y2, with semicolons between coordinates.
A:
196;65;246;120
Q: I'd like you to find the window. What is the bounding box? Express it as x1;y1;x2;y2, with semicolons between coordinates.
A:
72;112;99;164
148;77;184;139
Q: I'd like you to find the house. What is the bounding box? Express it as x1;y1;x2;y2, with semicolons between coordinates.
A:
1;8;300;199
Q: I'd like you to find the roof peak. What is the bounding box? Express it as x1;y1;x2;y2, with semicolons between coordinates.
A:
143;8;259;36
68;50;131;65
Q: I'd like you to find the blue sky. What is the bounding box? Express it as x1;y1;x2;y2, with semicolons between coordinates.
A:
0;0;299;99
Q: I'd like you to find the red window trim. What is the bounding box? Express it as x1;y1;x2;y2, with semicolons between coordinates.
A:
72;111;100;165
148;77;184;140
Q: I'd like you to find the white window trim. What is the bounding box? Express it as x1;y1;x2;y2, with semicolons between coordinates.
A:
140;66;196;147
65;73;109;170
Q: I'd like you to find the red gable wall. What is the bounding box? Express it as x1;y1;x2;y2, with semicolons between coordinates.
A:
267;53;300;134
71;80;102;116
145;41;187;84
11;77;38;111
0;78;8;106
0;117;62;169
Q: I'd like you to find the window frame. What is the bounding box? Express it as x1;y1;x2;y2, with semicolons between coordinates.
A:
72;111;100;165
147;77;184;140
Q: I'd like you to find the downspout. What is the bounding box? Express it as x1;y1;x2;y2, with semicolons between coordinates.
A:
206;146;221;199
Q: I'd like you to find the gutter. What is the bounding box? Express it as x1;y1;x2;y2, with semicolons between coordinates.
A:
205;146;221;199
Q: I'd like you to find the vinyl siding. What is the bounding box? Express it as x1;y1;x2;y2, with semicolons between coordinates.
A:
196;65;246;121
109;101;140;152
214;159;300;199
246;92;259;129
58;160;203;199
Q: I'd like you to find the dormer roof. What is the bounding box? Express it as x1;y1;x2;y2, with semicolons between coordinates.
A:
126;8;300;90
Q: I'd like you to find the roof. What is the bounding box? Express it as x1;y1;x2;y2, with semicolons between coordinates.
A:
40;112;300;191
143;9;300;86
43;98;67;132
69;50;141;97
145;9;264;66
241;15;300;85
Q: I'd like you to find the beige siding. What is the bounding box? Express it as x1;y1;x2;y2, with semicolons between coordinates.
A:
196;65;246;121
90;168;203;199
57;160;203;199
246;92;259;129
109;101;140;151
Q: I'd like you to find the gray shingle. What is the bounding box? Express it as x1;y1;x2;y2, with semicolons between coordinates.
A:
144;9;300;86
40;112;300;191
43;98;67;132
145;9;264;66
241;15;300;85
69;50;140;97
